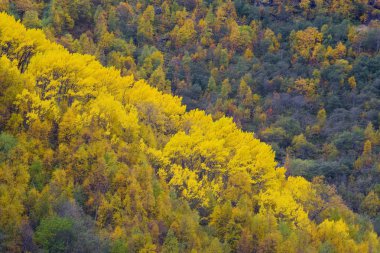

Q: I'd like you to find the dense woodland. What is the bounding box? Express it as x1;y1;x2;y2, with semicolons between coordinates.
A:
0;0;380;252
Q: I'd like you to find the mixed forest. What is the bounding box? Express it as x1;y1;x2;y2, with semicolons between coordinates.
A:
0;0;380;252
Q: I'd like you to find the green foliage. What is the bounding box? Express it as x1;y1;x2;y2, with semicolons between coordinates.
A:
0;132;17;157
162;229;179;253
35;216;74;253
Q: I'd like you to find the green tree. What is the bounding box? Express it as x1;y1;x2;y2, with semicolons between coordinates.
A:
162;229;179;253
35;216;75;253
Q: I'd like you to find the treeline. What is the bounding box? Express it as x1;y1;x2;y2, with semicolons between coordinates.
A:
0;13;379;252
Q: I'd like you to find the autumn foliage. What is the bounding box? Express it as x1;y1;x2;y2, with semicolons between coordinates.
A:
0;13;379;253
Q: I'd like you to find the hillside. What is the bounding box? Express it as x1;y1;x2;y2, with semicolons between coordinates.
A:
0;12;380;252
3;0;380;225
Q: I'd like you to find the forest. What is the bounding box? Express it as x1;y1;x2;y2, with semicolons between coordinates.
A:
0;0;380;252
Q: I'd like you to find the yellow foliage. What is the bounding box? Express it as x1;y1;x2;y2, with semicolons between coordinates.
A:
291;27;323;61
291;78;318;99
0;12;379;252
170;19;196;48
348;76;357;90
317;219;358;252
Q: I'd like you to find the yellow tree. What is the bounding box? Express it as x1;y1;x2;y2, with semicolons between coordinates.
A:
290;78;318;99
263;29;280;53
221;79;232;99
0;135;29;252
317;219;357;252
290;27;323;61
360;191;380;217
170;19;196;48
354;140;374;170
0;56;30;129
137;5;155;42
